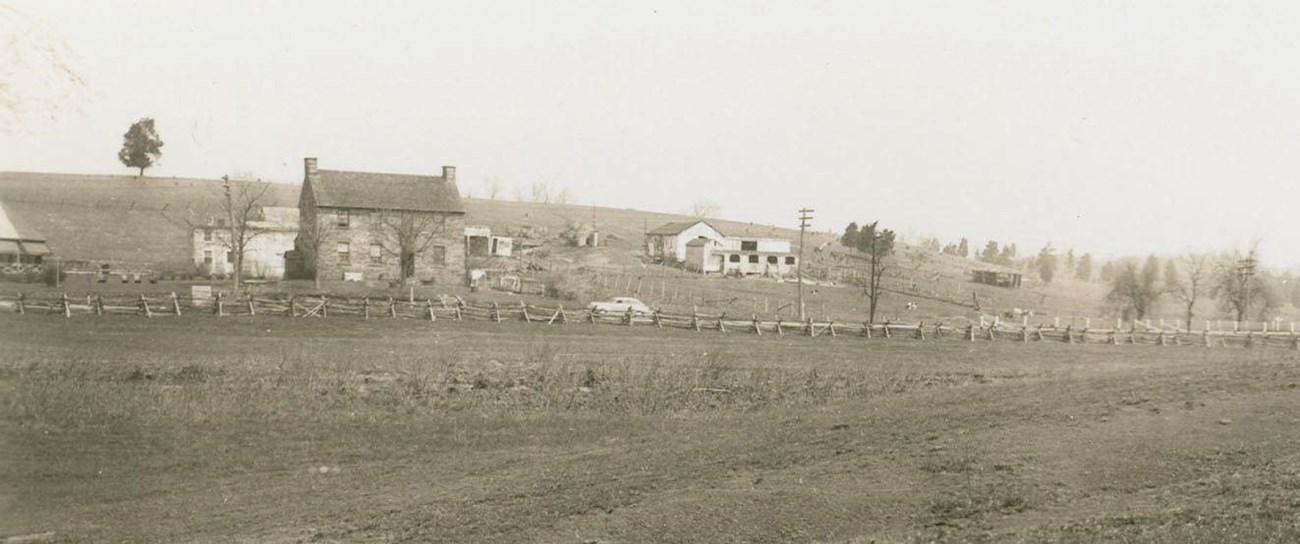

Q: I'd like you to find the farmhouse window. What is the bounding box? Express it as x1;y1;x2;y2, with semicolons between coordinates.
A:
336;210;351;228
748;255;759;263
203;229;212;242
785;256;796;265
428;245;446;265
369;243;383;263
767;255;778;264
728;254;740;263
226;251;234;263
740;241;758;251
203;250;212;266
337;242;350;263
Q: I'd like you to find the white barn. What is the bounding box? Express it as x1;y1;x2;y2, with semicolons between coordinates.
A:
645;220;727;262
684;236;797;277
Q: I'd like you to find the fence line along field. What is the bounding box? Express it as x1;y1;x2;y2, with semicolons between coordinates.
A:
5;290;1300;352
3;314;1300;543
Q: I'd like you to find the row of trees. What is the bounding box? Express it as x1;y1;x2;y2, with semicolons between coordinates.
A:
1105;249;1283;328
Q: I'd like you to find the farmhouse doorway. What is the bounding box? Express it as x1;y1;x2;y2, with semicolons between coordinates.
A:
400;251;415;280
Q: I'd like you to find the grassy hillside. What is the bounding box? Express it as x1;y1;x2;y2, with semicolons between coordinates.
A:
0;170;1160;322
0;172;298;269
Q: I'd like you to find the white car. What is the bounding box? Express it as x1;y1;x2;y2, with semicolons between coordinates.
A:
588;297;653;316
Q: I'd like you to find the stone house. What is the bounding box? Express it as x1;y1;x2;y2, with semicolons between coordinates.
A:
293;157;465;285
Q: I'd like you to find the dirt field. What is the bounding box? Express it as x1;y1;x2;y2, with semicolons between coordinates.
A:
3;314;1299;543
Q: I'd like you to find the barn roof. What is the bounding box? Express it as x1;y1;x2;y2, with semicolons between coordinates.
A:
310;169;464;213
0;201;44;241
647;220;723;236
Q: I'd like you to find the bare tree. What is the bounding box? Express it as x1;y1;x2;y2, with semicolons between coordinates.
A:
855;221;896;323
369;211;450;284
294;210;336;289
484;176;503;201
1212;247;1278;321
1173;253;1213;330
689;199;720;218
553;186;573;205
529;182;551;204
220;177;272;288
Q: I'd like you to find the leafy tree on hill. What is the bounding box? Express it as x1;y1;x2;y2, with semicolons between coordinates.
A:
998;244;1016;265
1106;256;1162;320
1036;244;1057;284
118;117;164;177
1099;260;1116;282
1065;249;1076;271
1075;253;1093;281
854;221;895;323
957;237;969;258
841;222;860;252
979;241;1000;263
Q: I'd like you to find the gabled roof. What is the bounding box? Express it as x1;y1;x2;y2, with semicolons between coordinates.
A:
309;169;464;213
0;201;44;241
647;219;723;236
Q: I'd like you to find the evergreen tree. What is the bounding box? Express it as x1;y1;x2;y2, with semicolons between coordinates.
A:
1075;253;1093;281
979;241;1000;263
841;222;860;251
1036;244;1058;284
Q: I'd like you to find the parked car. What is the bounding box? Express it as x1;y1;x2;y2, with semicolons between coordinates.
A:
587;297;653;315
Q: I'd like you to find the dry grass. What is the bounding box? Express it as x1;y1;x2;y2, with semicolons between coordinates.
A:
3;314;1300;543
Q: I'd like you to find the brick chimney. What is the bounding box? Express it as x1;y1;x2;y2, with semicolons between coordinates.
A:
442;165;456;183
304;157;318;181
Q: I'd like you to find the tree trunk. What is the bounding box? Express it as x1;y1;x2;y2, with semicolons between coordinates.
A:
138;166;145;177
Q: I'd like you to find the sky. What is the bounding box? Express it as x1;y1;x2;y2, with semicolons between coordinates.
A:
2;1;1299;268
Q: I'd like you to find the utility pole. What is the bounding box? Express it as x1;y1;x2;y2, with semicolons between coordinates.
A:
1238;252;1257;326
223;175;237;292
797;208;814;320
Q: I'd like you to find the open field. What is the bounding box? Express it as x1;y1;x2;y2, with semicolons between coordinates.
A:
3;315;1300;543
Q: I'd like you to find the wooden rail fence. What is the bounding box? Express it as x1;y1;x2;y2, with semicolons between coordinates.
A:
2;292;1297;351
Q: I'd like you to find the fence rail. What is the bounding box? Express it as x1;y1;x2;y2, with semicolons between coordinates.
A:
2;292;1296;351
